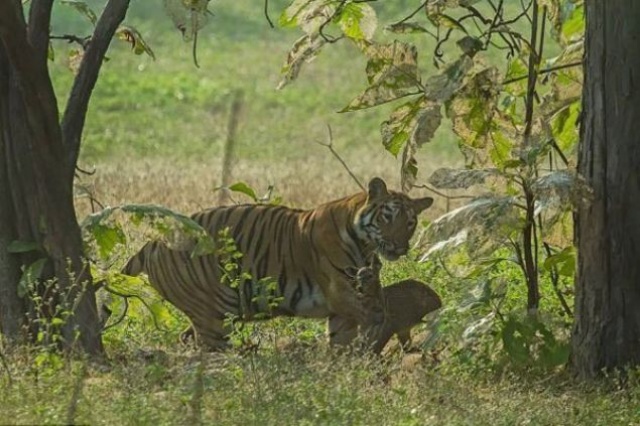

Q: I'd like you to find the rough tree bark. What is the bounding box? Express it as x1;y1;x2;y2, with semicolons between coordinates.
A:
0;0;130;354
572;0;640;377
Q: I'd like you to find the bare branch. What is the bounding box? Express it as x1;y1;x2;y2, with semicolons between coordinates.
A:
264;0;274;28
50;34;91;50
62;0;131;172
502;61;582;85
315;125;365;191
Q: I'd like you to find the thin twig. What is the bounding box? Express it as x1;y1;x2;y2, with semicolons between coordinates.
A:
394;0;428;26
50;34;91;49
315;124;365;191
264;0;274;28
549;139;570;167
104;285;167;332
103;297;129;331
411;184;475;201
503;61;582;85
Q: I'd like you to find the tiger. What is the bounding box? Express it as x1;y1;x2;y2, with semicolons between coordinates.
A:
119;177;434;350
352;262;442;354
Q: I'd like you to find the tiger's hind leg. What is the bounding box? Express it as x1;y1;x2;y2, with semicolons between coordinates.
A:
187;318;232;352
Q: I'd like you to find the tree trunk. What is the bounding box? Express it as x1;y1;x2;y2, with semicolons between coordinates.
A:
572;0;640;377
0;45;24;339
0;1;104;354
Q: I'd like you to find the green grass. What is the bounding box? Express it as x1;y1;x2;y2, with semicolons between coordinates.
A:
48;0;466;165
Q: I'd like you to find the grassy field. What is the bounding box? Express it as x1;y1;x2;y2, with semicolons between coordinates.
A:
2;1;639;425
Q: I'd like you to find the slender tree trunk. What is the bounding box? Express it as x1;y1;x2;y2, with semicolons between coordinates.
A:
0;45;24;339
572;0;640;377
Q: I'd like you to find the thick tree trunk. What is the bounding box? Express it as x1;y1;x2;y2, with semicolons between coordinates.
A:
0;1;104;354
572;0;640;377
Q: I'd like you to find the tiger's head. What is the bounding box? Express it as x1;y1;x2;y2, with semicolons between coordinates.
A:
355;177;433;261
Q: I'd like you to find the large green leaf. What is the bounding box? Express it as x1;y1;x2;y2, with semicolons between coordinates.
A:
337;2;377;41
445;67;506;166
418;196;522;260
82;204;216;262
424;55;474;102
18;258;47;298
342;41;420;112
381;96;442;157
277;34;326;90
116;25;156;59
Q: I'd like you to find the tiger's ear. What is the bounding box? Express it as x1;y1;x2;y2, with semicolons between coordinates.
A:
367;177;388;199
413;196;434;213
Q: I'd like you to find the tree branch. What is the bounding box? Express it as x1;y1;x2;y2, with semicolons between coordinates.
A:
27;0;54;59
0;0;63;162
61;0;130;172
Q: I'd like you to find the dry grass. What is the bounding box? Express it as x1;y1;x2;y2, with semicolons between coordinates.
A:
74;147;460;221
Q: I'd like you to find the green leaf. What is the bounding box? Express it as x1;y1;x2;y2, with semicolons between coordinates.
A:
7;240;40;254
456;36;483;58
18;258;47;298
163;0;211;41
47;41;55;62
543;246;576;277
278;0;316;29
61;0;97;25
116;26;156;60
501;318;531;364
82;204;216;260
342;41;420;112
278;0;334;34
385;22;430;34
337;2;377;41
224;182;259;202
381;96;441;157
550;101;580;153
444;66;506;166
92;223;127;260
560;4;584;44
277;34;326;90
424;55;474;102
